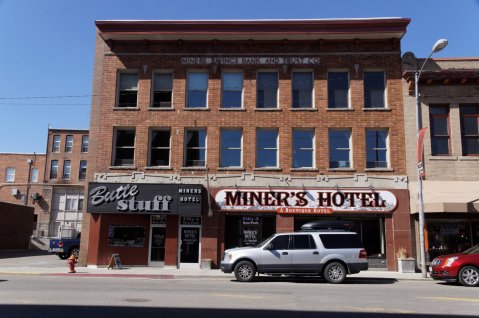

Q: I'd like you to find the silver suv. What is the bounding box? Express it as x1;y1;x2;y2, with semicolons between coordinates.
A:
221;222;368;283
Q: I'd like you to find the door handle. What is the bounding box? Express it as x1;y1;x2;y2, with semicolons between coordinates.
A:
282;252;288;255
313;251;319;255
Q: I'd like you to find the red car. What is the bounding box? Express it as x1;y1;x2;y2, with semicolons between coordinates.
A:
430;244;479;287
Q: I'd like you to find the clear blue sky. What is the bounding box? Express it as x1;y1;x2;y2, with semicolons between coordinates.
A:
1;0;478;153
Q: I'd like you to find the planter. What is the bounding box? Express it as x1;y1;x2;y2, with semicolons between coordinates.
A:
397;258;416;273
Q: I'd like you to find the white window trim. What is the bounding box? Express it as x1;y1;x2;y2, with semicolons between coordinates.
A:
220;128;243;168
291;70;315;109
366;128;390;168
364;69;387;109
329;128;352;168
62;160;71;180
52;135;61;153
151;70;174;108
31;168;39;183
292;128;315;168
184;128;207;167
81;135;89;153
256;70;279;109
116;70;139;108
221;70;244;109
148;128;171;167
50;160;59;179
256;128;279;168
5;167;15;182
65;135;73;153
327;69;351;109
186;70;209;109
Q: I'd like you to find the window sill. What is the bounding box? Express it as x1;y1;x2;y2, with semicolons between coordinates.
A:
291;168;319;172
113;107;140;111
217;167;245;171
145;166;173;170
326;108;354;111
364;168;394;172
219;108;246;111
148;107;175;111
254;108;282;112
254;167;282;171
362;107;391;112
290;108;318;112
109;166;137;170
459;156;479;161
327;168;356;172
184;107;210;111
428;156;458;161
181;167;207;171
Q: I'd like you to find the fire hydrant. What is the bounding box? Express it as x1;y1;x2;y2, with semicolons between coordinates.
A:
68;254;77;273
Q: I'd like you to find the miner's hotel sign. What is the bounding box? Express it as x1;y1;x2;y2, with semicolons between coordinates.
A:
87;183;203;216
215;188;398;214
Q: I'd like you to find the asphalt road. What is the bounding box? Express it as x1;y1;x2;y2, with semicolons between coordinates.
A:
1;274;478;318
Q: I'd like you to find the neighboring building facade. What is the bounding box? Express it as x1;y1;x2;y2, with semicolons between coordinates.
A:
82;18;412;271
402;55;479;262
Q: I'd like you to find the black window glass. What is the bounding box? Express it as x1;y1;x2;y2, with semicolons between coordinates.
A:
319;234;363;249
153;73;173;107
293;235;316;249
328;72;349;108
118;73;138;107
268;235;290;250
460;105;479;155
292;72;313;108
114;130;135;166
364;71;385;108
150;130;170;166
257;72;278;108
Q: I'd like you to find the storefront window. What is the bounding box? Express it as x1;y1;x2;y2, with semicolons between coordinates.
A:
426;221;476;261
225;215;275;249
108;225;145;247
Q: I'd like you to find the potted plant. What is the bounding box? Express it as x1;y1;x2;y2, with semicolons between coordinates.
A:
396;247;416;273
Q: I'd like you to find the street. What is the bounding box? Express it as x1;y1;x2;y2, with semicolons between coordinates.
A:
0;274;478;318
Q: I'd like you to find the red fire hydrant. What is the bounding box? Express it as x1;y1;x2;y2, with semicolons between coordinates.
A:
68;254;77;273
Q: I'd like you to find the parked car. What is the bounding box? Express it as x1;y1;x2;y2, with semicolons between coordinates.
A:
48;233;81;260
221;221;368;283
430;244;479;287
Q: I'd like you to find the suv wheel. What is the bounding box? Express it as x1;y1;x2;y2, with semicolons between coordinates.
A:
70;247;80;259
458;266;479;287
57;253;68;260
234;261;256;282
324;262;346;284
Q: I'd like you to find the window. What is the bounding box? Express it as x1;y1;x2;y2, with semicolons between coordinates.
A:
292;235;316;249
429;106;450;156
63;160;71;179
221;72;243;108
460;104;479;156
65;197;78;211
292;71;313;108
257;72;278;108
268;235;290;250
152;73;173;107
78;198;84;211
256;128;278;168
329;129;351;168
184;129;206;167
50;160;58;179
52;135;61;153
79;160;87;180
65;135;73;153
5;168;15;182
117;72;138;107
319;234;363;249
108;225;145;247
187;72;208;108
113;129;135;166
366;129;389;168
149;129;171;166
31;168;39;183
81;135;89;153
364;71;385;108
328;71;349;108
292;129;314;168
220;128;242;167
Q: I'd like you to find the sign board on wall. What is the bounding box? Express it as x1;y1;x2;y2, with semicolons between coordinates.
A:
87;183;203;216
215;188;398;214
181;56;320;65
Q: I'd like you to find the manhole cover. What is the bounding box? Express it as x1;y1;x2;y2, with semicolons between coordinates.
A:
124;298;151;303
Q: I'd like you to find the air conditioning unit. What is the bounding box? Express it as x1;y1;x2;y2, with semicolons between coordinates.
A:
11;188;20;196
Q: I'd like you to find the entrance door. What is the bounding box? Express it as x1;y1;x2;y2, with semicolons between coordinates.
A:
179;226;201;268
149;226;166;266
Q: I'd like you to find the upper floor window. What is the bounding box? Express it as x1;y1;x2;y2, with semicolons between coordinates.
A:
221;72;243;108
65;135;73;153
329;129;351;168
149;129;171;166
292;71;313;108
187;72;208;108
152;72;173;108
366;128;389;168
256;128;278;168
257;72;278;109
220;128;242;168
52;135;61;153
79;160;87;180
460;104;479;156
31;168;39;183
429;105;450;156
117;72;138;107
50;160;58;179
184;129;207;167
113;129;135;166
62;160;71;179
364;71;385;108
81;135;89;153
292;129;314;168
5;168;15;182
328;71;349;108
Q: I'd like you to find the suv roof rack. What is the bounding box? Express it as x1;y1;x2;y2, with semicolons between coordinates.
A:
299;220;354;231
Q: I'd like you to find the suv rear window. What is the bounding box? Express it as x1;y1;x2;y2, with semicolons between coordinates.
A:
319;234;363;249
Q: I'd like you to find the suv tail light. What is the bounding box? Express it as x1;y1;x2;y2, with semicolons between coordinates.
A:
359;249;367;259
58;241;63;248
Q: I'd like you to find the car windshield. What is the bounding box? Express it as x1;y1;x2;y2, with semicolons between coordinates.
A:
462;244;479;254
254;235;275;248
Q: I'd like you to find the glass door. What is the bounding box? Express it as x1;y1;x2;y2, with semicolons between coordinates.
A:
149;226;166;266
179;226;201;268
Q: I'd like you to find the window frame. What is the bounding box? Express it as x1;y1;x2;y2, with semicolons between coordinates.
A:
327;70;350;109
329;128;352;168
50;160;58;179
459;104;479;156
112;128;136;167
291;70;314;109
148;128;171;167
221;71;244;109
151;71;174;108
62;160;71;180
31;168;39;183
292;128;315;168
365;128;390;168
363;70;387;109
52;135;61;153
116;71;139;108
79;160;87;180
81;135;89;153
429;105;451;156
65;135;73;153
5;167;15;182
220;128;243;168
256;71;279;109
256;128;279;168
184;128;207;167
186;71;209;109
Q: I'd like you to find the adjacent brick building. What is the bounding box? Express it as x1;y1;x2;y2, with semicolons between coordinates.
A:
402;55;479;262
81;18;412;271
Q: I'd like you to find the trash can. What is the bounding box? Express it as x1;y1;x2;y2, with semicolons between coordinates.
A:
201;259;212;270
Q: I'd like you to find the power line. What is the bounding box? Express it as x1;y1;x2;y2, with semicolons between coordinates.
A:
0;95;95;100
0;103;90;106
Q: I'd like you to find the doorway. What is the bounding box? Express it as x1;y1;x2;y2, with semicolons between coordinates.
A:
178;216;201;268
149;215;167;266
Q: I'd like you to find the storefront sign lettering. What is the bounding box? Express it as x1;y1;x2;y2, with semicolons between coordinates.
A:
181;56;320;65
215;188;397;213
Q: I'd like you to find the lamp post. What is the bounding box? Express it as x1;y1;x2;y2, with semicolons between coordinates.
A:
415;38;448;278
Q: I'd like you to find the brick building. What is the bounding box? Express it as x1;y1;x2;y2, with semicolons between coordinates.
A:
81;18;412;271
402;55;479;262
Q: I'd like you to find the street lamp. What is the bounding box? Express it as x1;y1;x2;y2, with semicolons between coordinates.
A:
415;38;448;278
